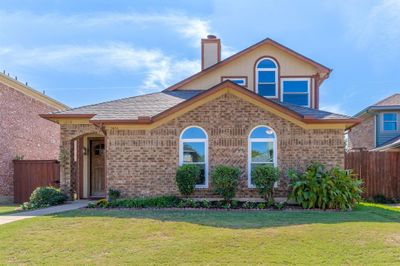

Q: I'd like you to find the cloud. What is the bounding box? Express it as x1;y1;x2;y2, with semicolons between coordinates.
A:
0;43;200;92
342;0;400;56
320;103;347;115
0;11;211;47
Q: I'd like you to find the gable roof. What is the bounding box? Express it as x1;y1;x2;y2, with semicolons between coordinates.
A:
42;81;359;129
164;38;332;91
0;72;68;110
354;93;400;118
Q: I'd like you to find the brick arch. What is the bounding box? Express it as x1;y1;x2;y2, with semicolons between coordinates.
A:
61;124;104;142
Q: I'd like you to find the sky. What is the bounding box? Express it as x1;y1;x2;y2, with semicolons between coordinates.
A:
0;0;399;115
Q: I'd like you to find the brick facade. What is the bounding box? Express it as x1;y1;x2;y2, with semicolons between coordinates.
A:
60;93;345;199
0;82;60;201
348;116;375;150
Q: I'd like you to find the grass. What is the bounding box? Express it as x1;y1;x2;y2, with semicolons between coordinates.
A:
0;204;20;215
0;203;399;265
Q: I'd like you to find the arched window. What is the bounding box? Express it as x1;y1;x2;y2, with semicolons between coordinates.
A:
179;126;208;188
255;58;278;97
248;125;277;187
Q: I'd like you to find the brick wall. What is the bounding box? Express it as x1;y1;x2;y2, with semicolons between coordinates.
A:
0;82;60;200
348;116;375;150
105;93;344;199
59;93;344;199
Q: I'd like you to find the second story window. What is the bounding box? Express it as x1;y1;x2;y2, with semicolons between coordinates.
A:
281;78;310;107
382;113;398;131
221;76;247;87
255;58;278;97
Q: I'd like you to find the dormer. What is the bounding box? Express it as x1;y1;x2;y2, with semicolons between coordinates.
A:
165;36;331;109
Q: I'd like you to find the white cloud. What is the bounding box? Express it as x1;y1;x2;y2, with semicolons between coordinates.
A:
320;103;347;115
0;11;211;47
342;0;400;55
0;43;200;92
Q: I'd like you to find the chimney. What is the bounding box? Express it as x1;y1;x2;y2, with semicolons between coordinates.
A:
201;35;221;70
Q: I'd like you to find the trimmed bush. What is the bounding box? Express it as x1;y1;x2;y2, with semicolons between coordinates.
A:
108;188;121;201
211;165;240;202
175;164;201;197
288;163;363;210
107;196;181;208
22;187;67;210
252;165;280;203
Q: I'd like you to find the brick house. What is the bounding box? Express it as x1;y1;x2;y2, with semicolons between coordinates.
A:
41;37;359;200
0;73;68;202
348;94;400;151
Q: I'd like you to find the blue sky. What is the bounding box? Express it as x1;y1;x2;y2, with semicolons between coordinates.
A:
0;0;399;115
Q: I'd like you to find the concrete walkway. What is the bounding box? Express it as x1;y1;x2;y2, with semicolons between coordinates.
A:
0;200;90;225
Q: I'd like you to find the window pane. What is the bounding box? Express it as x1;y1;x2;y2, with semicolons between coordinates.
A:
283;80;308;93
257;59;276;68
183;142;205;163
258;84;276;97
283;94;308;106
384;122;397;131
383;113;397;121
230;79;245;85
250;126;275;139
182;127;206;139
258;71;275;82
197;164;206;185
251;142;274;163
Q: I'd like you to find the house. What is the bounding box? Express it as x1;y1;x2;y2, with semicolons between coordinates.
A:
348;94;400;152
41;36;359;200
0;72;68;202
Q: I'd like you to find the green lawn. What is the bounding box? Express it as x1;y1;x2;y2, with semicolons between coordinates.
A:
0;204;20;215
0;203;399;265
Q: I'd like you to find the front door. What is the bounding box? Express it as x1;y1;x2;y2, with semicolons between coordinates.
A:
90;139;105;197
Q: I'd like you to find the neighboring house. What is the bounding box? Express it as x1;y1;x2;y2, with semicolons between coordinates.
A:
0;72;68;202
41;36;359;200
348;94;400;152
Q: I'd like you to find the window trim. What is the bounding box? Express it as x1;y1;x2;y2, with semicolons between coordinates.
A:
179;126;209;188
381;112;399;132
221;76;248;87
255;57;278;98
280;78;311;107
247;125;278;188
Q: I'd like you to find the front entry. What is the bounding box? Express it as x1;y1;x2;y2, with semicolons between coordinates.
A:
89;139;106;197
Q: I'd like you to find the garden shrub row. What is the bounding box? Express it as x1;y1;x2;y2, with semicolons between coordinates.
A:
89;162;363;211
88;196;287;210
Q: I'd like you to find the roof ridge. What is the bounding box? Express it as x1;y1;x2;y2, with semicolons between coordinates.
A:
0;72;68;110
372;93;400;106
53;91;163;114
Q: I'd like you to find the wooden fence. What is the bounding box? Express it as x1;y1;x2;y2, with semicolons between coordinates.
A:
13;160;60;203
345;151;400;199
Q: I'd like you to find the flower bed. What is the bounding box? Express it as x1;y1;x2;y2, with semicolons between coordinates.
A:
87;196;288;210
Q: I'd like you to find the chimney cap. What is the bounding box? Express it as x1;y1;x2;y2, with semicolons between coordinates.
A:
207;34;217;39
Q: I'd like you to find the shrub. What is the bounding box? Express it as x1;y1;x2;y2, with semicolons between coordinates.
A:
109;196;180;208
108;188;121;201
175;164;201;197
212;165;240;202
288;163;363;210
252;165;280;203
370;194;397;204
22;187;67;210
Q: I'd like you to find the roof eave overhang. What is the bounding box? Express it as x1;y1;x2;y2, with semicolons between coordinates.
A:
45;81;360;129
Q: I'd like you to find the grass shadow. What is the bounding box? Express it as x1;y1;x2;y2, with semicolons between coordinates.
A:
51;203;400;229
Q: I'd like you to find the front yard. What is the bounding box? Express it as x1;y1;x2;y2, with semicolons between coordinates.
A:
0;204;20;215
0;203;399;265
